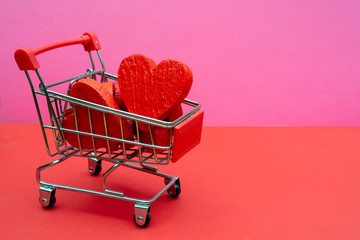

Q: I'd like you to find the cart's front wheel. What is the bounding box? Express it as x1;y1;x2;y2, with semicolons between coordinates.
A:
39;186;56;209
134;203;151;227
133;212;151;228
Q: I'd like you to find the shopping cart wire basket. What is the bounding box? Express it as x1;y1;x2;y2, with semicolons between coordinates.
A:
14;32;204;227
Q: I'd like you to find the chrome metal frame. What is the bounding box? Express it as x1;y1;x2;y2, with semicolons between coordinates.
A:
23;49;201;227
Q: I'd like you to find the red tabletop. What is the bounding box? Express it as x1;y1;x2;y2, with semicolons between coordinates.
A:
0;124;359;239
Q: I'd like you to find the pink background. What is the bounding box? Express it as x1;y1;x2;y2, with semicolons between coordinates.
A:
1;0;360;126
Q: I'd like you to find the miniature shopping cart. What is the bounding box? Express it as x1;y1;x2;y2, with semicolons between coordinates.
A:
14;32;204;227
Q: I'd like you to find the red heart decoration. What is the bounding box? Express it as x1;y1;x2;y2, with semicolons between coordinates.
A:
62;79;133;151
117;54;193;129
113;81;128;111
139;104;183;153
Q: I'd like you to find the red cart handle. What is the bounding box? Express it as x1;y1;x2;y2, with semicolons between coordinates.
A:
14;32;101;71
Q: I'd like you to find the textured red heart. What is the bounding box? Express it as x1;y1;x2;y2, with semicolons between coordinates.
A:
118;54;193;129
62;79;133;151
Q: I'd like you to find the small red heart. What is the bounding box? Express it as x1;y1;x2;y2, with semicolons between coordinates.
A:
113;81;128;111
118;54;193;130
139;104;183;153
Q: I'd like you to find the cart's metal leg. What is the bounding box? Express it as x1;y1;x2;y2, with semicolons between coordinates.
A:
36;149;77;185
39;185;56;208
101;161;125;196
134;203;151;227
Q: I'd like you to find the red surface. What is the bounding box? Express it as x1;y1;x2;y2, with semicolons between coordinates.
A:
1;124;360;239
118;54;193;127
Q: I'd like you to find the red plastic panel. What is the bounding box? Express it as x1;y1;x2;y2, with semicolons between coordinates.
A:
171;110;204;163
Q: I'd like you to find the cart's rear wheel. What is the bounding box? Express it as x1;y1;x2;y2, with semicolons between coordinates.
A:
88;159;102;176
165;178;181;198
46;193;56;209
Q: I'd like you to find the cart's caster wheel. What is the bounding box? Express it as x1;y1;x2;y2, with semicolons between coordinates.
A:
39;186;56;209
88;159;102;176
165;178;181;198
134;203;151;228
133;212;151;228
